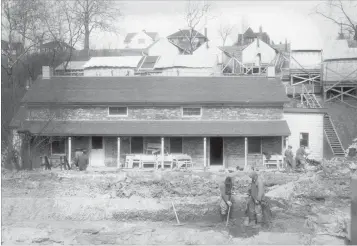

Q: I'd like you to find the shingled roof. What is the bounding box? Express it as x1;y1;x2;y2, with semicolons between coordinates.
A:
22;77;289;105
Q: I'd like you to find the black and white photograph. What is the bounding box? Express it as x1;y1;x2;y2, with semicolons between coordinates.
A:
1;0;357;245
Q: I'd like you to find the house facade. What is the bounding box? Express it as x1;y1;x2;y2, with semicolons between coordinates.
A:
167;29;208;54
124;31;159;49
11;74;296;169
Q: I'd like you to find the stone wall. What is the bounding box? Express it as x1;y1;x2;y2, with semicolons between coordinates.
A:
262;136;282;154
28;105;283;121
183;137;205;167
223;137;245;169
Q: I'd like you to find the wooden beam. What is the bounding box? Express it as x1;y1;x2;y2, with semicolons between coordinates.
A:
117;137;121;168
326;87;357;102
161;137;164;170
203;137;207;169
244;137;248;168
68;137;72;164
352;176;357;244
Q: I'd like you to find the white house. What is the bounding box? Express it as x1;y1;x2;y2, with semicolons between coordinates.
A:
146;38;180;57
242;38;277;65
283;108;325;161
123;30;159;49
83;56;142;76
154;53;220;76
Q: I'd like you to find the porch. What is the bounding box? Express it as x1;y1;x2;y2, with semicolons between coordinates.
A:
19;120;291;170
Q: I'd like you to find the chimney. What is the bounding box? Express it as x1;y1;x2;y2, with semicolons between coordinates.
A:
259;25;262;34
204;27;209;48
285;38;288;52
42;66;51;79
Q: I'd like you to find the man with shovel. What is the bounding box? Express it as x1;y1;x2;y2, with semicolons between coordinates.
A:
219;176;233;222
245;171;271;227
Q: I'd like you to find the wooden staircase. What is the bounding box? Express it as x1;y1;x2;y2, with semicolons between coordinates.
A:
300;85;345;156
323;114;345;156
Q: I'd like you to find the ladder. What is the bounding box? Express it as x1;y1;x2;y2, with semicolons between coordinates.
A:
323;114;345;156
301;84;321;108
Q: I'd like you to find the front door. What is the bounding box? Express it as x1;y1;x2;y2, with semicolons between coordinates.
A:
210;137;223;166
90;136;105;166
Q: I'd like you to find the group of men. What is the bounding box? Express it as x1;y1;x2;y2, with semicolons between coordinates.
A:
220;171;272;227
284;145;309;172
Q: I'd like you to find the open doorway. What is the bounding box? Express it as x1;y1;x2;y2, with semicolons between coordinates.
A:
210;137;223;166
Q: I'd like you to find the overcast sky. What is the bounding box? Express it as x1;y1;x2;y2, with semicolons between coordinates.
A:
89;0;352;50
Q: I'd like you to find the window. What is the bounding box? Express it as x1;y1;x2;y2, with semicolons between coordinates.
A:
300;133;309;147
182;107;201;117
108;107;128;116
131;137;143;154
248;137;261;154
51;138;65;154
170;137;182;153
138;38;145;44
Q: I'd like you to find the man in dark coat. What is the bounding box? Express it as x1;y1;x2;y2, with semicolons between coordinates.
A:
246;171;272;227
77;149;89;171
295;145;307;171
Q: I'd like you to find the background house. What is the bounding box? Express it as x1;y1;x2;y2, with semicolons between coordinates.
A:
124;30;159;49
167;29;208;54
54;61;86;76
154;53;220;76
236;26;271;46
40;41;75;53
83;56;142;76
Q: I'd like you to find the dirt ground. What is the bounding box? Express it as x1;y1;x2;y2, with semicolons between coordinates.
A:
1;163;353;245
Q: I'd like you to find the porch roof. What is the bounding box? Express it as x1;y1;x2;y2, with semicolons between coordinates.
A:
18;120;290;137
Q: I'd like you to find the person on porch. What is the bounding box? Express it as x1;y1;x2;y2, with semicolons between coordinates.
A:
219;176;233;222
284;145;295;172
246;171;271;227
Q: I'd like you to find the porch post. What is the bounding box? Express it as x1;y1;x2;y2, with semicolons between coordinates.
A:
117;137;121;168
161;137;164;169
203;137;207;169
352;176;357;244
244;137;248;168
281;136;284;155
68;137;72;164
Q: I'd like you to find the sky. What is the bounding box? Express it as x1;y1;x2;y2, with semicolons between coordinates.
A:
89;0;350;50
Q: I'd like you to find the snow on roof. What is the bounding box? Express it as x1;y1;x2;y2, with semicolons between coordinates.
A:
83;56;142;68
55;61;87;71
154;53;218;68
323;39;357;61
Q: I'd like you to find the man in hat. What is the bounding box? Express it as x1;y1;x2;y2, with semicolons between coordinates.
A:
219;176;233;222
295;145;307;171
77;149;89;171
284;145;295;172
246;171;271;227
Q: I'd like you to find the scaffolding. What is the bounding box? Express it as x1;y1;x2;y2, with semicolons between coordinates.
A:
322;58;357;105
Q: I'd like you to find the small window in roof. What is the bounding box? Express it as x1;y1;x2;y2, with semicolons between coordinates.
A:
182;107;201;117
108;107;128;116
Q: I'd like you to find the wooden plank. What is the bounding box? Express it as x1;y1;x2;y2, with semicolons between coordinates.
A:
352;176;357;244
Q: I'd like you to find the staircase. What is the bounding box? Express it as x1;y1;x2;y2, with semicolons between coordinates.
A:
323;114;345;156
300;85;345;156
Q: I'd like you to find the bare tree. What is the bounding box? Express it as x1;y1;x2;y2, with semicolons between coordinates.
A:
74;0;122;50
218;23;235;46
181;0;211;54
315;0;357;40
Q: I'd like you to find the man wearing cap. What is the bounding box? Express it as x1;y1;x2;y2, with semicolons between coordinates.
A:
219;176;233;222
284;145;295;172
77;149;89;171
246;171;271;227
295;145;307;171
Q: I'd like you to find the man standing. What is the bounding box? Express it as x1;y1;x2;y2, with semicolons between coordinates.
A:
295;145;307;171
284;145;295;172
246;171;271;227
219;177;233;222
77;149;89;171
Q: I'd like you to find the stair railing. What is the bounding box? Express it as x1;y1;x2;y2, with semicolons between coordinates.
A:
324;114;345;154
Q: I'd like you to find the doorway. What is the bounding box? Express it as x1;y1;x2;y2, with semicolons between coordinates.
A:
210;137;223;166
90;136;105;167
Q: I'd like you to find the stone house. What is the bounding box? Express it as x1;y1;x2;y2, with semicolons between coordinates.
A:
10;72;297;170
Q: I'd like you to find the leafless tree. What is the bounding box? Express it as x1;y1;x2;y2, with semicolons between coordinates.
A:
181;0;211;54
315;0;357;40
74;0;122;50
217;23;235;46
